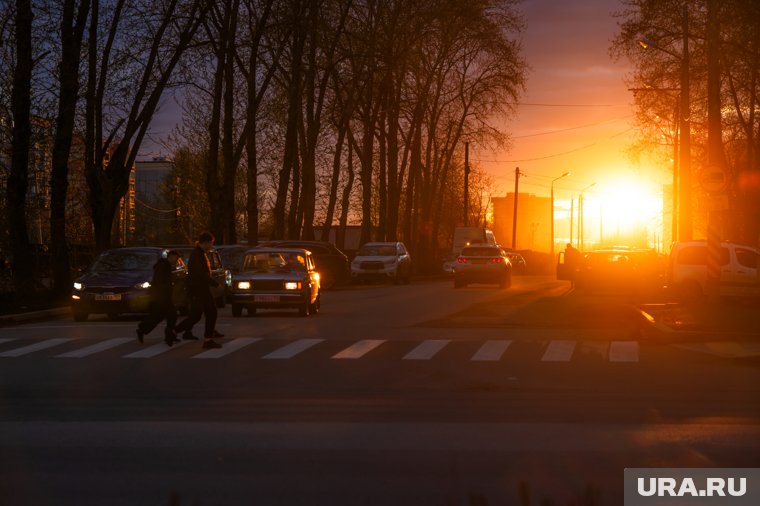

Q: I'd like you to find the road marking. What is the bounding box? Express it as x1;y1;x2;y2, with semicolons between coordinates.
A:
403;340;450;360
0;338;75;357
123;340;190;358
471;340;512;361
0;338;17;346
608;341;639;362
263;338;324;359
57;337;133;358
541;340;576;362
332;339;386;359
192;338;261;359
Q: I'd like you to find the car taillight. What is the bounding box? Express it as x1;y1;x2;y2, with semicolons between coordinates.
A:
457;258;467;263
490;258;503;263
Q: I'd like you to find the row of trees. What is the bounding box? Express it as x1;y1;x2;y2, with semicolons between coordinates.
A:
612;0;760;243
1;0;527;302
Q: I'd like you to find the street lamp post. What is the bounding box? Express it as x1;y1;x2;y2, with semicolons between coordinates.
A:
579;182;596;251
550;171;570;259
639;5;691;241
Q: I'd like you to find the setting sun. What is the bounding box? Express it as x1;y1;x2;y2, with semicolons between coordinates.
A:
592;178;664;249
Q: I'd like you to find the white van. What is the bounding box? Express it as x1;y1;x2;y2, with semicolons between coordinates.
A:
669;241;760;298
452;227;497;256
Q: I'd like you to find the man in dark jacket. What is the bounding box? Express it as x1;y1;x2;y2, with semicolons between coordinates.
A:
174;232;223;349
136;250;181;346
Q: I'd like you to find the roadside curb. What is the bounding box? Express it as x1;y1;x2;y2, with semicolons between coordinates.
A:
0;307;70;326
637;307;760;342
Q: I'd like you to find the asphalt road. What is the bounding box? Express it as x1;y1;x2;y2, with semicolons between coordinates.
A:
1;276;759;506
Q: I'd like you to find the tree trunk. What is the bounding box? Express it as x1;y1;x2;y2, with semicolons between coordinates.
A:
50;0;91;299
7;0;34;299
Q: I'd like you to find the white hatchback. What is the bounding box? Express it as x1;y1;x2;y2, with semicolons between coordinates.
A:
669;241;760;298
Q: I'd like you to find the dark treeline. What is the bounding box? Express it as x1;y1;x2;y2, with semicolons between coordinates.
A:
612;0;760;244
0;0;527;302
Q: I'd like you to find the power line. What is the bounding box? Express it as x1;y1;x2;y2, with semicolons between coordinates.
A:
516;102;628;107
513;116;632;139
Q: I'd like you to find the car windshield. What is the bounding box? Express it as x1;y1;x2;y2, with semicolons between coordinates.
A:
461;247;500;257
357;245;396;256
243;252;306;273
91;251;156;271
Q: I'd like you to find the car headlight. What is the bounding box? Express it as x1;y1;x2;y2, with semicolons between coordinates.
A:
73;282;83;291
237;281;251;290
284;281;302;290
135;281;151;289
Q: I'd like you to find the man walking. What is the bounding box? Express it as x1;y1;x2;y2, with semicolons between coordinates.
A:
174;232;223;349
136;250;181;346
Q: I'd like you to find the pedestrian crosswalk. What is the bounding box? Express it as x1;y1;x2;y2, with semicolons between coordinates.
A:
0;335;652;364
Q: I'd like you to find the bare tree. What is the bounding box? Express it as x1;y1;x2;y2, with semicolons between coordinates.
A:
83;0;209;250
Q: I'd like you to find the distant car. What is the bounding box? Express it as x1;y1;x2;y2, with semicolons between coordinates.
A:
263;240;349;289
214;244;250;274
441;254;457;275
576;248;663;295
669;241;760;299
453;245;512;288
170;246;230;307
71;247;187;321
230;248;321;317
505;252;527;274
350;242;412;284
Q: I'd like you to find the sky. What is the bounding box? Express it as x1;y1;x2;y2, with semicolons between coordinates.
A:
482;0;652;197
142;0;667;246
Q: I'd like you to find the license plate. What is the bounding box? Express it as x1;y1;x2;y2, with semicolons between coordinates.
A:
95;293;122;301
254;295;279;303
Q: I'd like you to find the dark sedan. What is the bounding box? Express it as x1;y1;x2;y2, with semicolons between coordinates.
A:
71;247;187;321
230;248;321;317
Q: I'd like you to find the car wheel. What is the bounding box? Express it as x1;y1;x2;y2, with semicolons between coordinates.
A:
107;312;120;320
454;278;466;288
72;309;88;322
231;304;243;317
500;272;512;289
247;305;257;316
298;301;310;317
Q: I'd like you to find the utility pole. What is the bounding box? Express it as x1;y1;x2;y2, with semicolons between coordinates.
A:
569;196;574;247
463;142;469;226
512;167;520;249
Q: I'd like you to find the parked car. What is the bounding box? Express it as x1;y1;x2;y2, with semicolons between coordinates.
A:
441;254;457;275
453;245;512;288
575;248;663;294
505;252;527;274
71;247;187;321
214;244;250;274
170;246;230;307
263;240;349;289
669;241;760;299
350;242;412;284
230;248;321;317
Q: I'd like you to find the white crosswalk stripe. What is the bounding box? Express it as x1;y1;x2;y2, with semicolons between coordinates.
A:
123;339;190;358
403;340;450;360
471;340;512;361
0;338;75;357
57;337;132;358
608;341;639;362
193;337;261;359
541;340;576;362
332;339;386;359
263;338;324;359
